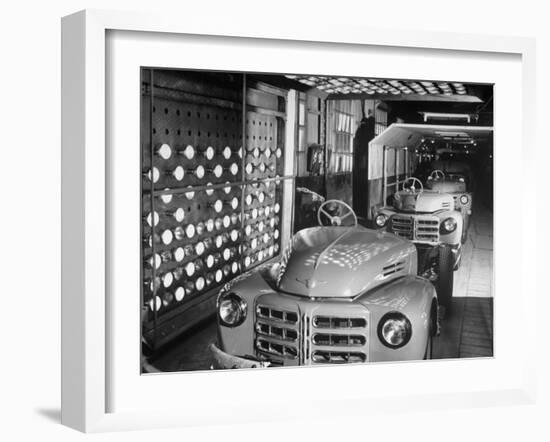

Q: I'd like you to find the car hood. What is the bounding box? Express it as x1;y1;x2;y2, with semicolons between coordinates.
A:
393;190;454;212
426;180;466;193
277;226;416;298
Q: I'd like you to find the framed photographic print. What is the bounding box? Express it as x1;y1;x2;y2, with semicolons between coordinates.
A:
61;9;537;432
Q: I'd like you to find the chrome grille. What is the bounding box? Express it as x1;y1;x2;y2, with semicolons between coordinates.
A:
255;305;299;361
311;313;368;364
390;214;439;244
390;215;413;240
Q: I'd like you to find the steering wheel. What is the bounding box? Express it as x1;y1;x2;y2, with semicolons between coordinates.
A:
317;200;358;227
429;170;445;181
402;177;424;194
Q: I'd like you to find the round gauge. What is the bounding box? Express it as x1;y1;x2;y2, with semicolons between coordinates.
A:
270;218;275;228
175;286;185;301
264;206;270;216
195;241;205;256
214;200;223;213
230;163;239;175
223;182;232;194
146;211;159;227
258;221;264;232
185;188;195;200
215;269;223;282
252;208;258;219
231;197;239;209
274;229;280;239
160;192;173;204
265;148;271;158
214;218;223;230
223;215;230;228
245;225;252;236
163;272;174;288
186;224;196;239
173;226;185;241
174;208;185;223
274;203;280;213
149;253;161;269
213;164;223;178
223;248;231;260
173;166;185;181
276;148;282;158
223;146;232;159
196;165;205;179
215;235;223;248
232;262;239;273
185;262;196;277
157;143;172;160
269;245;274;256
259;163;266;173
205;146;215;160
206;218;214;232
251;238;258;250
195;277;205;291
258;192;265;203
205;183;214;196
245;163;253;175
184;145;195;159
174;247;184;262
147;167;160;183
263;233;269;243
206;255;214;268
161;229;173;245
149;296;162;312
244;256;251;267
230;229;239;241
245;194;253;206
231;213;239;225
258;250;264;261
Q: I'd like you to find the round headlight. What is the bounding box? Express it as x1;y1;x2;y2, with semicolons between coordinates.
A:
440;217;457;234
375;214;388;227
377;312;412;349
460;194;469;205
218;292;247;327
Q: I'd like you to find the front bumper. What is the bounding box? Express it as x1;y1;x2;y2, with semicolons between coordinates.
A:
210;343;271;369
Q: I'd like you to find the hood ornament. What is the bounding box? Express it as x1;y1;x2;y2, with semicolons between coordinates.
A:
296;278;327;289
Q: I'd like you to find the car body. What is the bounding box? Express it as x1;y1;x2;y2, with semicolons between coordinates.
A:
210;201;438;369
374;178;463;313
425;171;473;242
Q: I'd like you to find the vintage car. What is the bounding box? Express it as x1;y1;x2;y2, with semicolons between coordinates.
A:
209;200;439;369
425;169;473;243
374;177;463;313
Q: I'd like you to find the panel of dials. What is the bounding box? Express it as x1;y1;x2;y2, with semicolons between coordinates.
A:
142;85;285;323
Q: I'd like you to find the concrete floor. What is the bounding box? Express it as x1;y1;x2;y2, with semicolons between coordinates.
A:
150;203;493;372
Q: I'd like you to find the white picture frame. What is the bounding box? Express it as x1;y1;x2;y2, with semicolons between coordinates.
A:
61;9;537;433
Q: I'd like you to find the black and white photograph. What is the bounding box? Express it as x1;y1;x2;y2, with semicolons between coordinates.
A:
140;68;494;373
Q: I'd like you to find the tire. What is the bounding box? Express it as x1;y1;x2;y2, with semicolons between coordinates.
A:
437;245;454;315
423;329;433;360
423;301;437;360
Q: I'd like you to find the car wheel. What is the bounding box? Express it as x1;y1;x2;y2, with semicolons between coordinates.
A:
437;245;454;315
461;227;467;244
423;328;433;360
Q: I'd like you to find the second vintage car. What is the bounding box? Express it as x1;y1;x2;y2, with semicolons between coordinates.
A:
374;177;463;314
210;200;439;369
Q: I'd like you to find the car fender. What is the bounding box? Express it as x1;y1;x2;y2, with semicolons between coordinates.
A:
357;275;437;362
